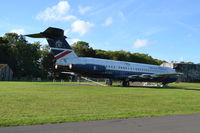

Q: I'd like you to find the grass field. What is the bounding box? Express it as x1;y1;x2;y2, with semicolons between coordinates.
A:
0;82;200;126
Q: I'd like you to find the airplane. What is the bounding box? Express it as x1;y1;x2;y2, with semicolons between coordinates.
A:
26;27;182;87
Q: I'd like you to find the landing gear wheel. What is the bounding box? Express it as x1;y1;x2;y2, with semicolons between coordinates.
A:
122;80;130;87
105;79;112;86
161;83;168;87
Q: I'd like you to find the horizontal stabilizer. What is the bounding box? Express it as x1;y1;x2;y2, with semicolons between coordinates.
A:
25;27;65;39
25;33;45;38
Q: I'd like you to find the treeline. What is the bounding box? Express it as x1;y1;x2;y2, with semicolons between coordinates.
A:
71;41;164;65
0;33;54;80
0;33;164;80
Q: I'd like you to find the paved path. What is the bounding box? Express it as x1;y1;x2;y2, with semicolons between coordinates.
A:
1;114;200;133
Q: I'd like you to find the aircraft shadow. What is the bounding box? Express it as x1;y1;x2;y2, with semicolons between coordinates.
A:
160;86;200;91
113;85;200;91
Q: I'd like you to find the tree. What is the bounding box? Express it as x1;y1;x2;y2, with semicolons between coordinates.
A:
0;37;11;64
40;45;55;79
0;37;8;43
95;49;110;59
71;41;96;57
71;41;163;65
1;33;41;79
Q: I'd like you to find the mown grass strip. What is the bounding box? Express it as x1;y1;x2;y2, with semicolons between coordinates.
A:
0;82;200;126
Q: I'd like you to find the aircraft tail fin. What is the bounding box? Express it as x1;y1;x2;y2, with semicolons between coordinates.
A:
26;27;77;60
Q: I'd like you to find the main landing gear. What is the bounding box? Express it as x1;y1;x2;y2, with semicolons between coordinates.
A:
105;79;130;87
161;82;168;87
122;80;130;87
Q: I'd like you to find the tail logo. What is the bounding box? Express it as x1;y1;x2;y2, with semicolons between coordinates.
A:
55;40;63;48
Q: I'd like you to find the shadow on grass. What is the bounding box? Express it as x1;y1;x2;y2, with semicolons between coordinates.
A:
47;82;200;91
113;84;200;91
160;86;200;91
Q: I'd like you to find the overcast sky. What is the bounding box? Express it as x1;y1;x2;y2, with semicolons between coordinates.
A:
1;0;200;63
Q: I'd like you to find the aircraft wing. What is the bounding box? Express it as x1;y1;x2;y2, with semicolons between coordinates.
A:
128;73;182;79
151;73;183;77
128;74;152;79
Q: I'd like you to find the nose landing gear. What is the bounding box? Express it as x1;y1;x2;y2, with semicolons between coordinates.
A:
105;79;112;86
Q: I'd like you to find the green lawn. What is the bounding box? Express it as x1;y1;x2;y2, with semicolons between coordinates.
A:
0;82;200;126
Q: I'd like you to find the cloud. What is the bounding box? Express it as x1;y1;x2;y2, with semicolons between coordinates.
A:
10;29;25;35
133;39;149;49
71;19;94;36
118;11;125;20
36;1;76;21
78;6;91;14
178;57;184;62
103;17;113;26
133;27;165;38
69;38;80;44
143;27;164;36
176;21;200;32
64;29;70;36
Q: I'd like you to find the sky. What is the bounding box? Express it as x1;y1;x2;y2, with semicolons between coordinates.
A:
0;0;200;63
